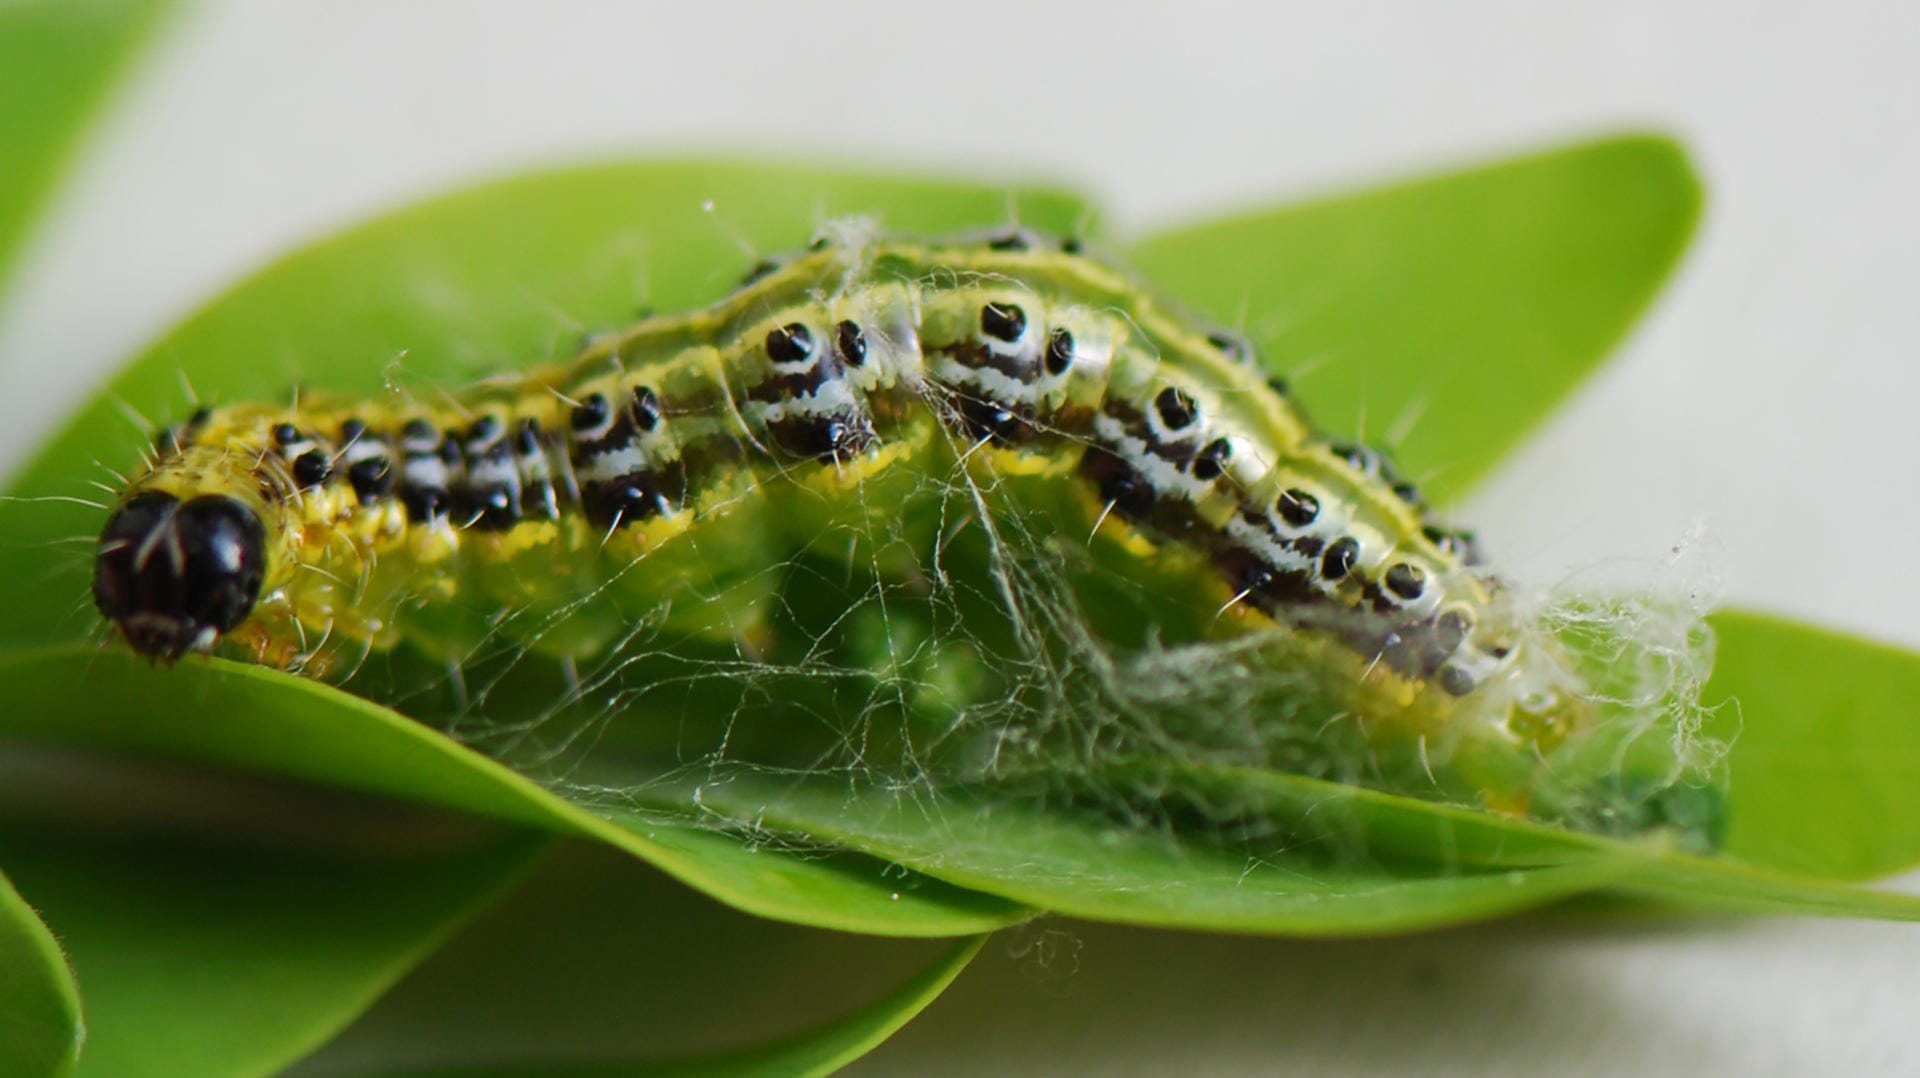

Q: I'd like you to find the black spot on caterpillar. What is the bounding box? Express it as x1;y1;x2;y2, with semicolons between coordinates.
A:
93;227;1590;811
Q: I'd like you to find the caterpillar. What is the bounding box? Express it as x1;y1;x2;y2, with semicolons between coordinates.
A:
91;225;1593;814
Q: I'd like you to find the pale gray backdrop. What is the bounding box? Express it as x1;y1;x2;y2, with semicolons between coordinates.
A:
1;2;1914;1074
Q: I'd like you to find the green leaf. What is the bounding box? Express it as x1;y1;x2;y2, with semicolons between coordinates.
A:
0;160;1093;648
1703;609;1920;880
675;777;1630;936
333;940;979;1078
0;806;548;1078
644;768;1920;934
19;144;1915;943
0;0;172;302
1126;133;1702;504
1067;758;1920;924
24;644;1912;942
0;163;1073;942
0;648;1026;938
294;843;981;1078
661;937;978;1078
22;143;1910;954
0;865;81;1078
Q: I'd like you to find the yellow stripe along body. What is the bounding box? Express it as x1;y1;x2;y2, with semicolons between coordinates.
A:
117;230;1582;787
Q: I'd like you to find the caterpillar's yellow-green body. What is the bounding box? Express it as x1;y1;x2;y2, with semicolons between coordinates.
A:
94;228;1585;812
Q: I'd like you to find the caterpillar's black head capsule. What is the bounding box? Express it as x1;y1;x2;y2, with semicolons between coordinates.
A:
93;492;268;660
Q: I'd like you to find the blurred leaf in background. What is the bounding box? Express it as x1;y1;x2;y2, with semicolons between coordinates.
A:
4;4;1920;1069
0;0;172;304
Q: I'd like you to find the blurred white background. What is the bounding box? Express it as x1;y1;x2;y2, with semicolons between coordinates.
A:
0;2;1915;1074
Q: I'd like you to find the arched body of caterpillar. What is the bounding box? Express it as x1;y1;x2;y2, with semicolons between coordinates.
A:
93;226;1583;803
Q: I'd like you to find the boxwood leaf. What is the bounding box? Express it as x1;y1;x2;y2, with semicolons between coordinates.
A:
0;809;547;1078
0;649;1026;938
0;0;173;302
0;865;81;1078
1126;133;1702;505
0;162;1093;648
637;768;1920;933
1702;609;1920;879
15;143;1910;955
290;842;982;1078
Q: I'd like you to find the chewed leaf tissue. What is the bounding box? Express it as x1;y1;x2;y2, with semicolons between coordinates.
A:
89;223;1719;840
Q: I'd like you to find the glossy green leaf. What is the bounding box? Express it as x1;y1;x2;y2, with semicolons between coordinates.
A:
1081;760;1920;922
24;646;1916;942
1126;133;1701;504
0;799;547;1078
0;164;1076;950
0;0;171;301
641;768;1920;934
1703;609;1920;880
5;76;1899;1077
0;649;1027;937
0;161;1093;647
294;843;981;1078
0;865;81;1078
12;144;1916;947
657;773;1631;936
659;936;977;1078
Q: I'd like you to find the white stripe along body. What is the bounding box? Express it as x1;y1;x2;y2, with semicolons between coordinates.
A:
93;229;1581;785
